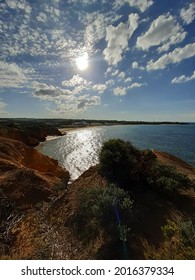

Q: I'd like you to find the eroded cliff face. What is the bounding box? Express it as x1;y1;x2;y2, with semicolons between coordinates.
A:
0;137;70;207
0;124;62;146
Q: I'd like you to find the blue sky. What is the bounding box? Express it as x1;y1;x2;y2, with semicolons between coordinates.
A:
0;0;195;121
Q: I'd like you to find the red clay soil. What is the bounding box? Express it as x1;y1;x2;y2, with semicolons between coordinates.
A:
0;137;69;207
153;150;195;180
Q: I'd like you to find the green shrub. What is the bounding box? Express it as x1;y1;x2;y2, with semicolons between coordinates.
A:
99;139;140;185
72;184;133;242
161;219;195;259
98;138;194;193
146;163;193;192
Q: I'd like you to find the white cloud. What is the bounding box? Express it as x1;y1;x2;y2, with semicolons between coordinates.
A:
106;79;115;86
118;71;126;79
0;61;26;88
137;13;187;53
6;0;31;12
132;61;145;70
114;0;153;13
111;70;119;76
147;43;195;71
36;12;47;22
127;82;146;89
84;13;106;46
32;81;72;100
114;87;127;96
105;67;112;76
92;84;107;93
171;71;195;84
180;3;195;25
77;95;101;110
62;75;91;88
61;75;107;95
125;77;132;83
32;80;101;115
132;61;138;68
103;13;139;65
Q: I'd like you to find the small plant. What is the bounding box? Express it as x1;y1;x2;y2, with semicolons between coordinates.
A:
161;219;195;259
72;184;133;243
146;163;194;192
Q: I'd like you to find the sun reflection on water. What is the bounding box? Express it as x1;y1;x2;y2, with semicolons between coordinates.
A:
57;127;105;181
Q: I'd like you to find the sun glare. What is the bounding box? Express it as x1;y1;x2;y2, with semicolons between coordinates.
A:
76;53;89;70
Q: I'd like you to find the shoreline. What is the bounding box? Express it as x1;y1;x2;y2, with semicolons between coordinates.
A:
46;125;104;141
42;127;195;181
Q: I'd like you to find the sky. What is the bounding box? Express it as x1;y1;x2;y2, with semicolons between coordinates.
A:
0;0;195;121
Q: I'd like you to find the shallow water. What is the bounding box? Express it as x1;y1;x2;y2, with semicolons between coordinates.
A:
38;124;195;181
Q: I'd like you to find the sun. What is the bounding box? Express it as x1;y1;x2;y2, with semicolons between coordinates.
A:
76;53;89;71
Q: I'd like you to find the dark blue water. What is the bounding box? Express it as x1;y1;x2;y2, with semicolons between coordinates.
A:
38;124;195;181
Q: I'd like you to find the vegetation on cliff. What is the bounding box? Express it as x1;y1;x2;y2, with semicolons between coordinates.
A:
99;139;194;193
0;129;194;260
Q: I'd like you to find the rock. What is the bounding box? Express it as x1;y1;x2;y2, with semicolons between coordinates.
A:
0;126;39;146
0;124;62;146
0;137;70;207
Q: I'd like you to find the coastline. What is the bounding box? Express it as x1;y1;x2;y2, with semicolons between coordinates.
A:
42;125;195;181
46;125;104;141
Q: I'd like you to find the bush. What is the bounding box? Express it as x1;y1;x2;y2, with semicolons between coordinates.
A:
99;139;140;185
72;184;133;243
161;219;195;259
146;163;193;192
98;138;194;193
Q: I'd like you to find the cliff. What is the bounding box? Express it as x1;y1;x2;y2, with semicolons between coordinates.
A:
0;124;62;146
0;137;69;207
0;124;194;259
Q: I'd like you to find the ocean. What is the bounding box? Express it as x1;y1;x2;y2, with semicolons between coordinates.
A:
38;124;195;181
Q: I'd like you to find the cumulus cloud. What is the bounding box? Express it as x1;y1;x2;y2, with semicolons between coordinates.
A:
171;71;195;84
111;70;119;76
103;13;139;65
84;13;106;46
114;0;153;12
180;3;195;25
92;84;107;93
114;87;127;96
132;61;138;68
106;79;115;86
62;75;107;95
36;12;47;22
147;43;195;71
5;0;32;13
32;81;71;100
127;82;146;89
125;77;132;83
131;61;145;70
0;61;26;88
77;96;101;110
137;13;187;53
32;81;101;115
118;71;126;79
62;75;92;87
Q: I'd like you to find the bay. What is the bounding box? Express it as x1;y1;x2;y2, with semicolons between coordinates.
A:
38;124;195;181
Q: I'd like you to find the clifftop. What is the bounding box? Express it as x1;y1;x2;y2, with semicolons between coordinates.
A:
0;123;62;146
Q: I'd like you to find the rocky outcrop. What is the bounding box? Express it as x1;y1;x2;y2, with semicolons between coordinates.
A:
0;126;39;146
0;137;70;207
0;124;62;146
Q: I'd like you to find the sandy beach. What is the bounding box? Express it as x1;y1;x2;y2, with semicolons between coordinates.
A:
46;125;103;141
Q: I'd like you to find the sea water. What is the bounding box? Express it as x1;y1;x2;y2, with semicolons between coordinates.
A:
38;124;195;181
